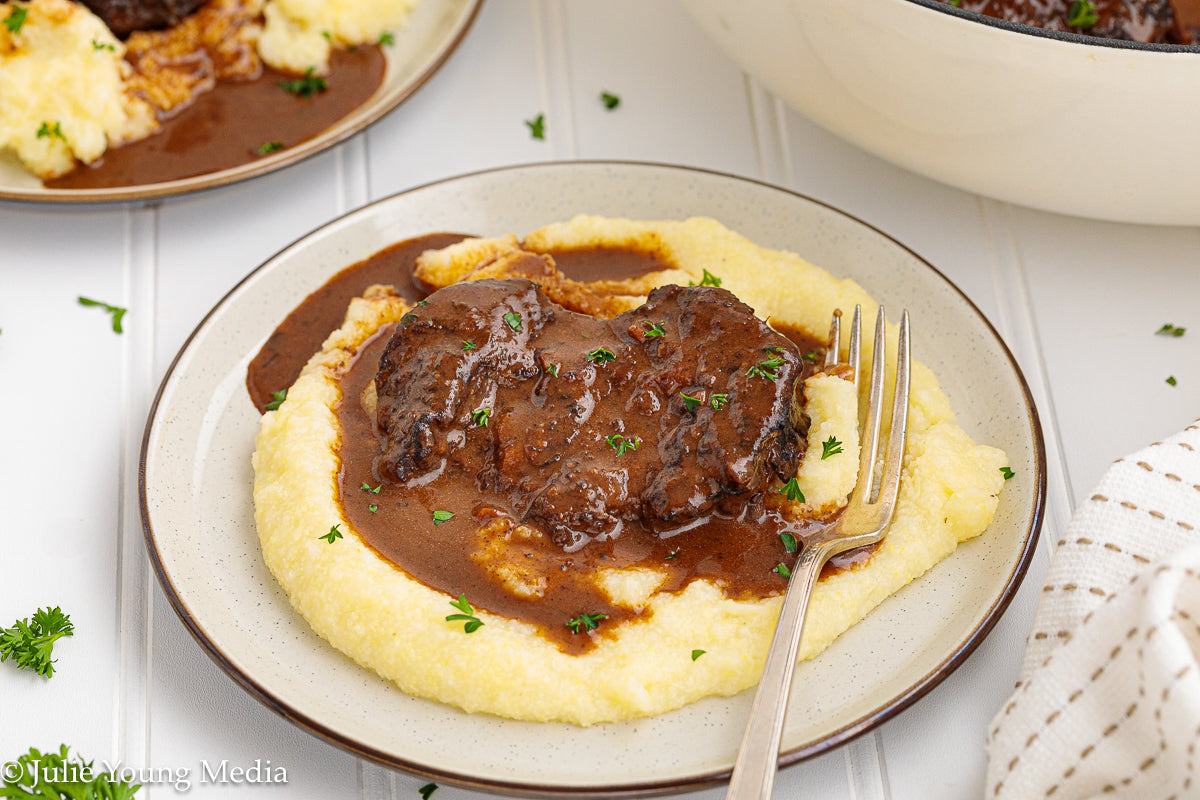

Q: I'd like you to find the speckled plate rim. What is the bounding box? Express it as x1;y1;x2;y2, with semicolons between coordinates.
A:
139;160;1046;797
0;0;481;204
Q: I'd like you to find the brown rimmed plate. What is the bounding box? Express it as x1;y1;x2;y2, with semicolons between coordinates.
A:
0;0;480;203
139;161;1045;796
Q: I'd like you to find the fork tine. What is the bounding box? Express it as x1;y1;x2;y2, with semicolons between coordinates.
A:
848;305;862;393
874;310;910;519
850;307;887;505
823;311;841;368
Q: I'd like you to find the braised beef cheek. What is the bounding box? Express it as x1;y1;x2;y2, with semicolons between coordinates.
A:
374;279;808;551
80;0;206;37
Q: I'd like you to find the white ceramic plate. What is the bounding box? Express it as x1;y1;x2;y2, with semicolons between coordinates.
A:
139;162;1045;796
0;0;479;203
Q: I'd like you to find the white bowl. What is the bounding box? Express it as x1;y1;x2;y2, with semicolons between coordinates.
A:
681;0;1200;225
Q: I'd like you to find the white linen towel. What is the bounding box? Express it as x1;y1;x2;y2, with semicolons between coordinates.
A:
986;420;1200;799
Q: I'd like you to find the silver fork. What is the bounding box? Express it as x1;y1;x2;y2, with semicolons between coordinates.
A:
726;305;911;800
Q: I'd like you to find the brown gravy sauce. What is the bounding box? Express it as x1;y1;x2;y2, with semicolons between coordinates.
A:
47;46;385;190
246;235;879;653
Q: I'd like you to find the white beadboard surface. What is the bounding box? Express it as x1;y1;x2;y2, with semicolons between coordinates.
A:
1;2;1197;798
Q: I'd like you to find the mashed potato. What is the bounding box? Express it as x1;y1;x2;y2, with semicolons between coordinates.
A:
252;216;1008;726
0;0;415;179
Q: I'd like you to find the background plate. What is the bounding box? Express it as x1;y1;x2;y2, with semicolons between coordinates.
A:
0;0;479;203
139;161;1044;796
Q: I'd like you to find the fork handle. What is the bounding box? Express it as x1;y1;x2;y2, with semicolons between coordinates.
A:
726;542;832;800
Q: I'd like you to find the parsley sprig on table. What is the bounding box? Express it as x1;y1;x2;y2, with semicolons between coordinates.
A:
0;745;140;800
78;296;127;333
525;113;546;140
1156;323;1186;337
0;607;74;678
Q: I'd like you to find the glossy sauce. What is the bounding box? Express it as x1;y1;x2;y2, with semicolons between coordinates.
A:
48;46;385;190
246;236;879;653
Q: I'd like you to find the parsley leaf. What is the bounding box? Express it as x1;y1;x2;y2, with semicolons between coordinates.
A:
361;482;381;494
688;268;722;287
525;113;546;140
418;784;438;799
4;6;27;34
319;524;343;544
587;347;615;364
257;141;284;155
545;362;560;377
773;563;792;578
78;296;126;333
471;407;491;427
432;510;454;524
446;595;483;633
462;340;476;351
747;357;784;381
600;91;620;110
566;612;606;633
279;67;327;98
606;433;641;456
821;436;844;459
710;393;729;410
999;466;1014;480
679;392;702;412
265;389;287;411
643;321;666;337
1166;375;1178;386
37;121;65;141
1067;0;1098;27
0;607;74;678
92;39;116;52
0;745;140;799
778;477;805;503
503;311;522;332
665;547;679;560
779;532;799;553
1156;323;1186;338
378;31;396;46
691;649;706;661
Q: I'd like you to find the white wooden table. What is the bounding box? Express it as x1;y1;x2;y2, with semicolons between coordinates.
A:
3;2;1198;798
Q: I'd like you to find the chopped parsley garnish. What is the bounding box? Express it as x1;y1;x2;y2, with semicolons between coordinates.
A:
643;321;666;337
779;478;805;503
691;649;706;661
471;407;491;427
666;548;680;560
948;0;961;6
401;312;418;328
503;311;522;332
587;347;615;364
92;39;116;51
679;392;702;412
462;340;477;351
525;113;546;140
37;121;65;141
1166;375;1178;386
321;30;332;40
606;433;641;456
4;6;27;34
265;389;287;410
710;393;729;410
416;300;429;306
773;563;792;578
688;268;722;288
78;296;126;333
546;362;560;376
747;357;784;381
802;350;820;362
432;510;455;524
0;745;140;799
319;524;343;544
999;466;1014;481
378;31;396;46
368;504;378;513
279;67;328;98
1;607;73;678
779;532;799;553
1067;0;1098;27
1157;323;1186;337
566;612;607;634
600;91;621;110
418;784;438;800
446;595;483;633
361;482;382;494
257;141;284;155
821;436;844;459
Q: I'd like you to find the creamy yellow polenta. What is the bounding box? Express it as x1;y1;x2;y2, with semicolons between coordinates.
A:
251;216;1007;726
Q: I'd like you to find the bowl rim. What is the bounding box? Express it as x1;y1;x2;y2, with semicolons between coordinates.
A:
902;0;1200;53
